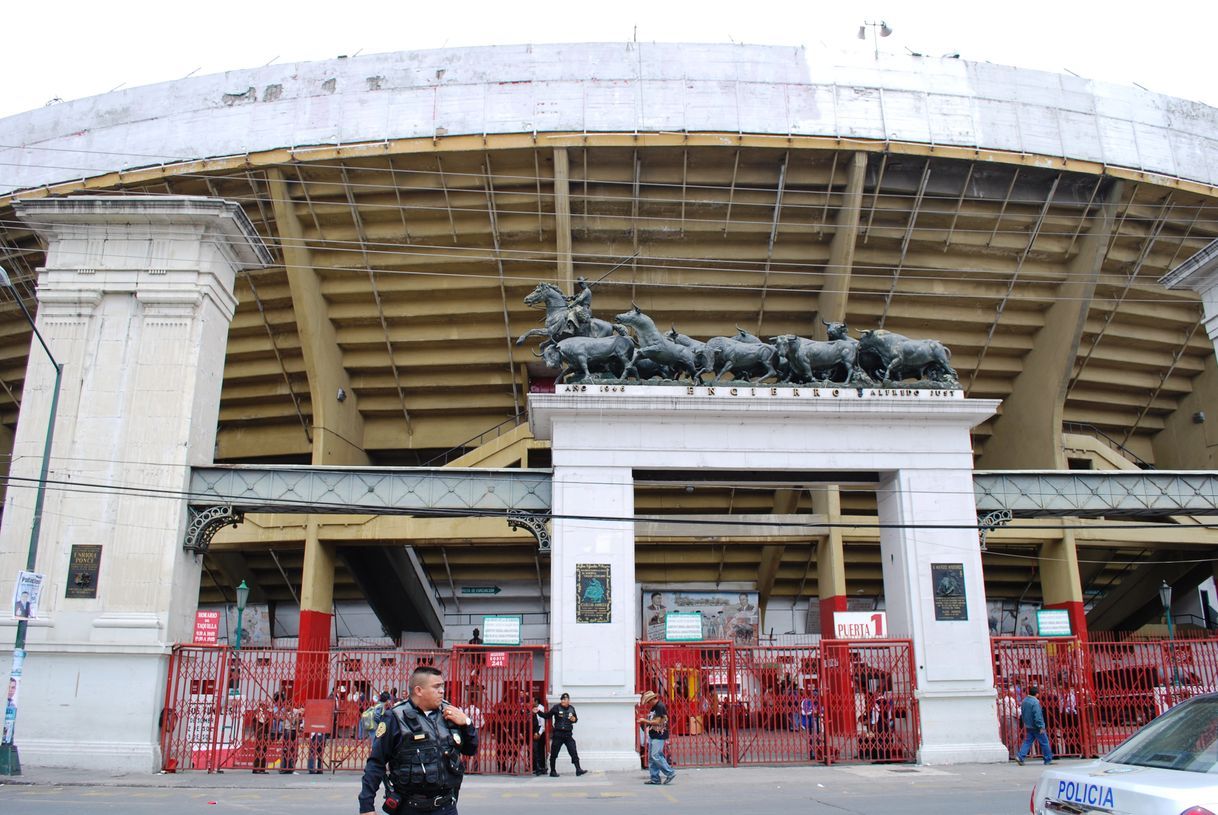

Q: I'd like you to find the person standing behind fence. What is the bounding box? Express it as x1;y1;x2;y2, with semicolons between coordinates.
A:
1015;686;1053;766
279;700;301;774
543;693;587;777
530;696;548;776
638;691;676;785
250;700;272;774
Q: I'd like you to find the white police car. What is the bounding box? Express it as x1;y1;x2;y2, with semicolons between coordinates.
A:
1032;692;1218;815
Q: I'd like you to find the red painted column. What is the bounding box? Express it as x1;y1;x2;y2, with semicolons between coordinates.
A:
294;521;335;704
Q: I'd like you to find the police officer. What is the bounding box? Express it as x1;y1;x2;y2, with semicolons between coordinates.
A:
543;692;587;777
359;666;478;815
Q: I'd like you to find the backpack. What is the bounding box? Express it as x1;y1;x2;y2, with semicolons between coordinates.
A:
360;704;379;734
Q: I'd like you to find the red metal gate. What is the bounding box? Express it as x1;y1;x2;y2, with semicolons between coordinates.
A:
635;639;919;766
990;636;1218;760
450;645;550;775
162;646;462;773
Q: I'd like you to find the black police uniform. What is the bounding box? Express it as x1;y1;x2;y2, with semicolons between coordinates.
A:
543;703;584;776
358;700;478;814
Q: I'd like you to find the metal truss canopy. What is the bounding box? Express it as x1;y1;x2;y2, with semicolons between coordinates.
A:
184;466;1218;552
185;465;551;553
973;471;1218;518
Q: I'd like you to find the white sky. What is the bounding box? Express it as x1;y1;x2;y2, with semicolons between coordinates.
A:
3;0;1217;119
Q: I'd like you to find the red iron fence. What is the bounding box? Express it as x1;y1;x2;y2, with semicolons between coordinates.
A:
635;639;920;767
161;645;546;774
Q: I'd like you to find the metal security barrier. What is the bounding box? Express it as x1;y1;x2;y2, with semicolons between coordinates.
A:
990;635;1218;760
449;645;550;775
161;646;492;774
635;640;919;767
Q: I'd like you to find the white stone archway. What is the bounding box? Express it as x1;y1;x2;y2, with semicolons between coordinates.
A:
530;384;1008;767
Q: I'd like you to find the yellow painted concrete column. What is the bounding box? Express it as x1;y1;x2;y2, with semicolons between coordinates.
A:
979;182;1123;469
1154;355;1218;469
814;488;847;638
1039;530;1087;640
816;152;868;331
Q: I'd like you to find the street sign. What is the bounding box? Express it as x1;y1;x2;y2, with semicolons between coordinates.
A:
462;586;502;595
193;611;220;644
833;611;887;639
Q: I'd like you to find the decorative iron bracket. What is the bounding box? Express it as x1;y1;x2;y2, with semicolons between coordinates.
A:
507;509;551;554
977;508;1012;551
185;505;245;555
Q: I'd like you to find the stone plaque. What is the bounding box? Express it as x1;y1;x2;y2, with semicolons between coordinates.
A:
65;544;102;599
575;563;611;623
932;562;967;621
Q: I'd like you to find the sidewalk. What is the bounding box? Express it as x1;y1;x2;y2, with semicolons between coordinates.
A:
0;758;1072;791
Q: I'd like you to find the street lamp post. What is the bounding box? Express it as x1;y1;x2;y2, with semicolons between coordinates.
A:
1159;580;1180;687
229;581;249;698
0;266;63;777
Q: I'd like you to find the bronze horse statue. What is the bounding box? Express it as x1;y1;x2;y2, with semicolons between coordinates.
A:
514;281;622;347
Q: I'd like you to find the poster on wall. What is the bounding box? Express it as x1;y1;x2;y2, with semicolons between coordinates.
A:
575;563;611;623
931;563;967;621
65;544;102;599
642;589;759;645
11;570;44;620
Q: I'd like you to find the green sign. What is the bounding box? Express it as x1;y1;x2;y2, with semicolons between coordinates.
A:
665;612;704;641
462;585;502;595
482;615;522;646
1037;608;1072;637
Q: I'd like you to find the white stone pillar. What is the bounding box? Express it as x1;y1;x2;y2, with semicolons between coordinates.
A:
878;467;1008;764
0;197;269;771
548;464;639;768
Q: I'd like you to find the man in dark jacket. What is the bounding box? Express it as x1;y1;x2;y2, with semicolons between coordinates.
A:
1015;685;1053;766
542;693;587;777
358;666;478;815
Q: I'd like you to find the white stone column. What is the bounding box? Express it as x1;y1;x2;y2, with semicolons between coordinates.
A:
0;197;269;771
548;463;639;768
878;467;1008;764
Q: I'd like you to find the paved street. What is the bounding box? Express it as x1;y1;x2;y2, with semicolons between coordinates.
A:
0;760;1053;814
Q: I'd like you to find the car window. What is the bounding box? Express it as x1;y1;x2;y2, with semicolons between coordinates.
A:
1106;696;1218;774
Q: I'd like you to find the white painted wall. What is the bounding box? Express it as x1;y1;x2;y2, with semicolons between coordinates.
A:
3;43;1216;196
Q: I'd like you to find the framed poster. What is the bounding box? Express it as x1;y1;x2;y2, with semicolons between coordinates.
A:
575;563;611;623
66;544;102;599
643;589;758;645
931;563;967;621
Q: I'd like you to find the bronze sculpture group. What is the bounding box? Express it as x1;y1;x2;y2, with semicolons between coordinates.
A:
515;279;960;389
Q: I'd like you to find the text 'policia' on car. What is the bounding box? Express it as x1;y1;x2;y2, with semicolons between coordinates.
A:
1031;692;1218;815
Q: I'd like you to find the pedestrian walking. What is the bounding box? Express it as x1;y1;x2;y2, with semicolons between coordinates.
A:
638;690;676;785
1015;685;1053;766
357;665;478;815
542;692;587;777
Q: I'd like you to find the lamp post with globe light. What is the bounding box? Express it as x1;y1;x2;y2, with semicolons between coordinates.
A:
1160;580;1180;687
0;266;63;777
229;580;250;697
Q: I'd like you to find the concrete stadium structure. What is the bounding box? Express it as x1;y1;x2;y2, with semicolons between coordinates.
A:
3;43;1218;769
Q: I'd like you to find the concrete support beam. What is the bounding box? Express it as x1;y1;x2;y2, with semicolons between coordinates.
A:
553;148;574;291
267;169;370;468
758;489;802;618
1039;530;1087;640
979;182;1122;468
814;487;847;638
816;152;867;331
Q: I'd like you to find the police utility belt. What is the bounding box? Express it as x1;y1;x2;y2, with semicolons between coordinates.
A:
384;792;455;813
